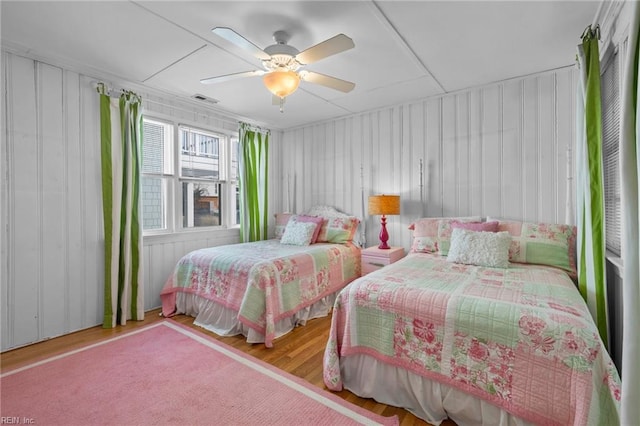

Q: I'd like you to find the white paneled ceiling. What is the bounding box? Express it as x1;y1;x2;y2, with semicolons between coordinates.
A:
1;0;600;129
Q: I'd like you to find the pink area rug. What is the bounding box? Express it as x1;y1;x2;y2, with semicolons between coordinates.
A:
1;321;398;426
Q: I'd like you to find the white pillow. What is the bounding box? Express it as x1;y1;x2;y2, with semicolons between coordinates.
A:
280;221;317;246
447;228;511;269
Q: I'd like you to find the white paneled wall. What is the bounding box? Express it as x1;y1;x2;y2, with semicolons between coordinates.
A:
2;53;104;351
1;48;574;351
274;67;576;252
1;51;271;351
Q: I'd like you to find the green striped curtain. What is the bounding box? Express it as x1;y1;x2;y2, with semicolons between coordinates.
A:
575;27;608;344
238;122;269;242
98;83;144;328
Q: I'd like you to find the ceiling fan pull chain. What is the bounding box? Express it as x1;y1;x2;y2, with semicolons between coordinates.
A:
279;97;285;113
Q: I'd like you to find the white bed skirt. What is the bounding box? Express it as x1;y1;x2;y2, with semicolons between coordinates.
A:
340;354;534;426
175;292;337;344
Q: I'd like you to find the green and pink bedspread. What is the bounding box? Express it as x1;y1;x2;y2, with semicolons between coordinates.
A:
323;253;620;425
161;240;360;347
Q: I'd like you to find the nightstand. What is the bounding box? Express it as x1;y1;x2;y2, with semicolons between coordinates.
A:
361;246;405;275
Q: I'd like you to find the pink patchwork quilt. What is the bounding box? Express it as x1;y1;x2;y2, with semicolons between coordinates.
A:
161;240;361;347
323;253;620;425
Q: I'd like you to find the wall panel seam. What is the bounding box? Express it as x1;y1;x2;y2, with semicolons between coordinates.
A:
536;76;541;219
553;73;559;224
438;98;443;216
423;101;427;216
80;78;88;326
63;69;70;332
499;84;504;218
467;92;471;215
455;95;459;214
479;89;485;216
5;54;15;347
36;60;44;341
521;80;526;218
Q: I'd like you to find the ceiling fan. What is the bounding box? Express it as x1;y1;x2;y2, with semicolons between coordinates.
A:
201;27;356;111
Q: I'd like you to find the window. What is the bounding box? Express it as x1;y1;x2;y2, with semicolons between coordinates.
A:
601;50;621;255
141;118;239;232
141;119;173;231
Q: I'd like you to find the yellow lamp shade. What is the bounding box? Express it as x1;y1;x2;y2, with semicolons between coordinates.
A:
368;195;400;216
263;70;300;98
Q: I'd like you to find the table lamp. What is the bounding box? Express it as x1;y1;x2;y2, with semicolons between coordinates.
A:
368;195;400;249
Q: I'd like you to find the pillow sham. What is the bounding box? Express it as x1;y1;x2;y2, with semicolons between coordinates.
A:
409;216;482;254
447;228;511;269
452;220;499;232
316;216;360;244
274;213;293;239
487;217;577;276
289;215;324;243
438;220;499;256
280;221;318;246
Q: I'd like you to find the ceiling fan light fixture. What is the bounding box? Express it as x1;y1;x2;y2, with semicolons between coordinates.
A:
263;69;300;99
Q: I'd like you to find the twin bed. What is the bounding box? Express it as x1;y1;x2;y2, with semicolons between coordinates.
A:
323;217;621;425
160;206;361;348
161;210;620;425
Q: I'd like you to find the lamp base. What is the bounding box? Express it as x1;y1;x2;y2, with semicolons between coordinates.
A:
378;215;390;249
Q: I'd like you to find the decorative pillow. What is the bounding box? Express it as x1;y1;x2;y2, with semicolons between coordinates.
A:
438;220;499;256
274;213;294;239
316;216;360;244
447;228;511;269
280;221;318;246
409;216;482;254
487;217;577;276
289;215;324;243
409;218;441;253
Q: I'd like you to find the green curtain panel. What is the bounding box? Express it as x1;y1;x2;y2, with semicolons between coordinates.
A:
98;83;144;328
620;2;640;422
575;26;608;344
239;122;269;242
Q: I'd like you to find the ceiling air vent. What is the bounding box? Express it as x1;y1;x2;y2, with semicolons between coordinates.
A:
191;94;219;104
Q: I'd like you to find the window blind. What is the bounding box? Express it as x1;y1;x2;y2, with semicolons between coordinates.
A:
601;51;621;255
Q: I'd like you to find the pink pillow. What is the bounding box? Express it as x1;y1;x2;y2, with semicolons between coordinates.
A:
409;217;483;254
451;220;499;232
316;216;360;244
290;215;324;243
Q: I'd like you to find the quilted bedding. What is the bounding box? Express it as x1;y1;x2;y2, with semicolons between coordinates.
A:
323;253;620;425
161;239;361;347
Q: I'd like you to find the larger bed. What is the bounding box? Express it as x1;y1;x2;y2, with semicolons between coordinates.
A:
161;206;362;347
323;217;621;425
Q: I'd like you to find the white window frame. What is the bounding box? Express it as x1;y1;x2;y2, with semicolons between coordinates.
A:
141;115;239;235
141;118;174;235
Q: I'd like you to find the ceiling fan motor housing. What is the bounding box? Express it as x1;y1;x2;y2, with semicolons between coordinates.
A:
263;35;301;72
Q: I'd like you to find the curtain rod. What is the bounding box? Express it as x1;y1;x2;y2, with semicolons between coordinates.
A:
240;122;271;134
92;81;136;99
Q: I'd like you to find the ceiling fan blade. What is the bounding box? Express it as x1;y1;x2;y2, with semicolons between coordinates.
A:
212;27;271;61
200;70;264;84
296;34;354;65
300;71;355;93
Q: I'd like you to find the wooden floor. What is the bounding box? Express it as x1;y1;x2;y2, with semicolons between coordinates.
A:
1;309;456;426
